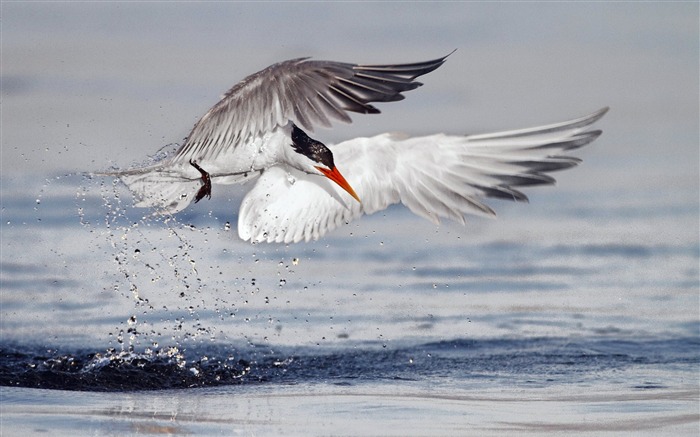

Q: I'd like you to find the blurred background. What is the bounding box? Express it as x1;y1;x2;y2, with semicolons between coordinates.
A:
3;2;696;190
1;2;697;349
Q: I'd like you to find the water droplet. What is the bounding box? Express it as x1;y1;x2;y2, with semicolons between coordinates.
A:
224;221;231;231
292;258;299;265
35;199;41;204
279;279;286;287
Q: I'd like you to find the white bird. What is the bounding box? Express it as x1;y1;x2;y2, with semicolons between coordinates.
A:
108;54;608;244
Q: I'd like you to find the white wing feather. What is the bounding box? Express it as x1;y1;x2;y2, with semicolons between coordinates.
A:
238;108;608;243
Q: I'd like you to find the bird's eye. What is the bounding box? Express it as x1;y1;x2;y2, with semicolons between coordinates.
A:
291;123;335;168
315;146;335;169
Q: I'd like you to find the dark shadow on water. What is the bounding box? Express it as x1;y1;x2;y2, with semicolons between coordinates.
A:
1;336;697;392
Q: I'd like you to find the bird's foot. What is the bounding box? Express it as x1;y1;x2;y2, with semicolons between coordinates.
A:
190;160;211;203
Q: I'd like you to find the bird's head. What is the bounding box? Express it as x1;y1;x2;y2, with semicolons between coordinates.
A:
289;124;360;203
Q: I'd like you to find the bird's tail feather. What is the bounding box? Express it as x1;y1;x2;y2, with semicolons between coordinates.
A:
98;163;200;214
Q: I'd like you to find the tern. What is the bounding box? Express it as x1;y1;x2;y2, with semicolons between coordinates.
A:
109;54;607;243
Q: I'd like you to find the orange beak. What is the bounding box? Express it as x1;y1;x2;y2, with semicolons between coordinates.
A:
315;166;361;203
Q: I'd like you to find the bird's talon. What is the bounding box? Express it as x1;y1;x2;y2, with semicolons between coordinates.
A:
190;160;212;203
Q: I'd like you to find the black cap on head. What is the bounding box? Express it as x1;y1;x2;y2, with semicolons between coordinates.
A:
291;124;335;168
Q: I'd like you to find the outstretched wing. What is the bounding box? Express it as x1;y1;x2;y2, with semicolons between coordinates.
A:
174;54;451;162
237;108;608;243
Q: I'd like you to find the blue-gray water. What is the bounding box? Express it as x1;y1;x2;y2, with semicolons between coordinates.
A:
1;2;698;436
1;171;698;434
